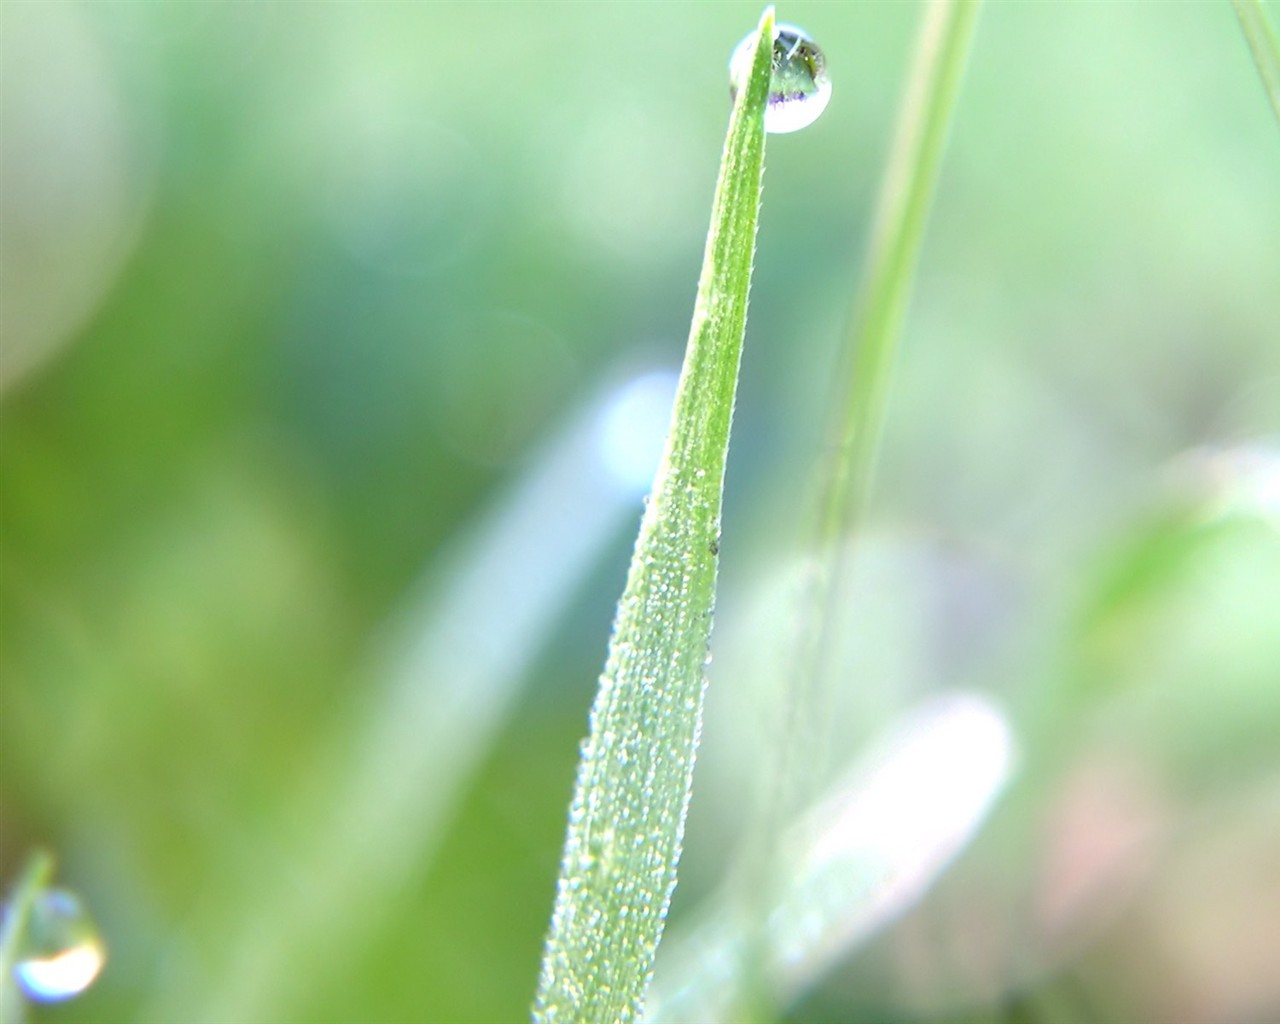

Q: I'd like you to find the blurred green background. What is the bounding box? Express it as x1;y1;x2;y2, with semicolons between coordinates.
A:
2;2;1278;1022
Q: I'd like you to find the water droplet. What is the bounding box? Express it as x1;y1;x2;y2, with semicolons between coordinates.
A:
12;888;106;1002
729;23;831;134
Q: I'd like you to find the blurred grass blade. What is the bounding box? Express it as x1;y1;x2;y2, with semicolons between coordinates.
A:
737;3;981;1014
820;0;981;542
646;694;1016;1022
1233;0;1280;125
532;8;774;1022
782;0;981;806
0;850;55;1024
138;367;678;1024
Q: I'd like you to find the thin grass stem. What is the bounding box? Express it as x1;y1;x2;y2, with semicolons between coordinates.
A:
737;4;982;1016
0;849;55;1021
792;0;982;803
1233;0;1280;125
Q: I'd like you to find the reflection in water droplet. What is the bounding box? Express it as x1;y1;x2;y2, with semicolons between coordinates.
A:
12;888;106;1002
729;23;831;135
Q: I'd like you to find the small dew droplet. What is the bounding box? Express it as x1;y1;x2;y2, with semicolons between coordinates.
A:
12;888;106;1003
729;23;831;135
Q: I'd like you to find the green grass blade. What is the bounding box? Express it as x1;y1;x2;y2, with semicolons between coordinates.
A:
647;693;1015;1022
137;370;677;1024
0;849;55;1024
740;4;982;1009
820;0;981;541
532;8;775;1022
778;0;981;806
1233;0;1280;125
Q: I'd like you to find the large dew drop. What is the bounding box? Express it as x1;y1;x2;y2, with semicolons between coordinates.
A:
11;888;106;1002
729;22;831;135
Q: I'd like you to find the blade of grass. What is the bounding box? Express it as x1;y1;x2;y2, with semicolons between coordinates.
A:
647;693;1015;1022
787;0;982;817
532;8;775;1022
821;0;981;559
136;368;678;1024
734;2;981;1015
1233;0;1280;126
0;850;55;1024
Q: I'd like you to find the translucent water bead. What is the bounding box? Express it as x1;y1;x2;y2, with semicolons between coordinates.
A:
11;888;106;1002
729;22;831;134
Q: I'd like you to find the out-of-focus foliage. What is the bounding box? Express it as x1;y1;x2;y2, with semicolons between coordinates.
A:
1;3;1277;1023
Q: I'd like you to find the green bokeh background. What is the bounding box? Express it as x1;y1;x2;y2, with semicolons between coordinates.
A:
2;2;1278;1022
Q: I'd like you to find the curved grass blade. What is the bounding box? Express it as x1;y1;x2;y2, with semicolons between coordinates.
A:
1233;0;1280;126
136;368;678;1024
532;8;775;1022
647;693;1016;1022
